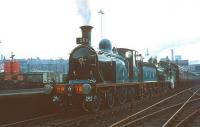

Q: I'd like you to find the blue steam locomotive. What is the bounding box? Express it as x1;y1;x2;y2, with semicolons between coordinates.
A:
52;25;197;112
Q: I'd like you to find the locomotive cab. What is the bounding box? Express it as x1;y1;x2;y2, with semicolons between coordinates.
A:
117;48;142;82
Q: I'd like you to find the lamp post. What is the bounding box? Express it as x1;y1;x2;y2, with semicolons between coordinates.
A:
98;9;104;39
0;40;3;61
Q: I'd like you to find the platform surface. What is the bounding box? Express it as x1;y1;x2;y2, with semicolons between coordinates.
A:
0;88;48;97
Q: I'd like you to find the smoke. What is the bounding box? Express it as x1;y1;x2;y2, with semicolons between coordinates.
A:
76;0;91;24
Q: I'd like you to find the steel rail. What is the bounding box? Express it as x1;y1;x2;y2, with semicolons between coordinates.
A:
1;97;130;127
51;113;94;127
120;97;200;127
162;88;200;127
109;88;189;127
53;102;131;127
175;107;200;127
188;88;200;96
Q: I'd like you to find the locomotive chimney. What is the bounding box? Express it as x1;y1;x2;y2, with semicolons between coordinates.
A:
78;25;93;46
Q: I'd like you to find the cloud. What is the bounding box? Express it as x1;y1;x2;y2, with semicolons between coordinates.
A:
150;37;200;58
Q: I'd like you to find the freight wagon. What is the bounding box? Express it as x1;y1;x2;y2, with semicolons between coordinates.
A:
0;59;67;90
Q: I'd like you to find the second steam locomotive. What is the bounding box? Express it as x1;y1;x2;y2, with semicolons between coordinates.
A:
52;25;197;112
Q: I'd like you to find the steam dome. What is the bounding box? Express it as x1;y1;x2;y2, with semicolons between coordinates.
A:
99;39;112;52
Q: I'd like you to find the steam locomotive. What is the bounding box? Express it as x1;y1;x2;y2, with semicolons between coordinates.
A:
52;25;198;112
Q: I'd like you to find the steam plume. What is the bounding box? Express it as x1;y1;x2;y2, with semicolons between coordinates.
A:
76;0;91;24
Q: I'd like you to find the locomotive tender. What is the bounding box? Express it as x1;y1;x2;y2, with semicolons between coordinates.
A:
52;25;197;112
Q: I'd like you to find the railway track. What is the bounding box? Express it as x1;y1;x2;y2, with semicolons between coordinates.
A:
0;109;84;127
109;86;200;127
0;102;131;127
0;84;196;127
162;88;200;127
46;86;194;127
0;89;164;127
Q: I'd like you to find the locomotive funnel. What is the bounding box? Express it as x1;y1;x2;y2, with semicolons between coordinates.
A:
80;25;93;46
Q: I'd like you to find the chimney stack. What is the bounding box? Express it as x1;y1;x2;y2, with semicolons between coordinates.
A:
171;49;174;62
76;25;93;46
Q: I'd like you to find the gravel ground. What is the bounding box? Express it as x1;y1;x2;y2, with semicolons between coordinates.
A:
0;94;55;125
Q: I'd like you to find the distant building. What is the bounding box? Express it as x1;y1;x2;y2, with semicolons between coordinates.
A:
189;64;200;76
21;58;68;74
175;55;182;61
160;57;190;71
0;58;69;74
160;56;170;62
0;60;3;72
174;60;189;66
1;54;4;61
173;60;189;72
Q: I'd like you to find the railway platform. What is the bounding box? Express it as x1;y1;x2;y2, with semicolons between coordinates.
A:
0;88;46;97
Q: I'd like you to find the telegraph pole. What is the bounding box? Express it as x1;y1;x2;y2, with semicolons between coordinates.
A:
98;9;104;39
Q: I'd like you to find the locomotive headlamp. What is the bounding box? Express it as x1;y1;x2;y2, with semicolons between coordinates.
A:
74;84;92;94
82;83;92;94
74;85;83;94
55;84;65;94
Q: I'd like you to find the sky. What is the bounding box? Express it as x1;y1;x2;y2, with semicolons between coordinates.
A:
0;0;200;64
